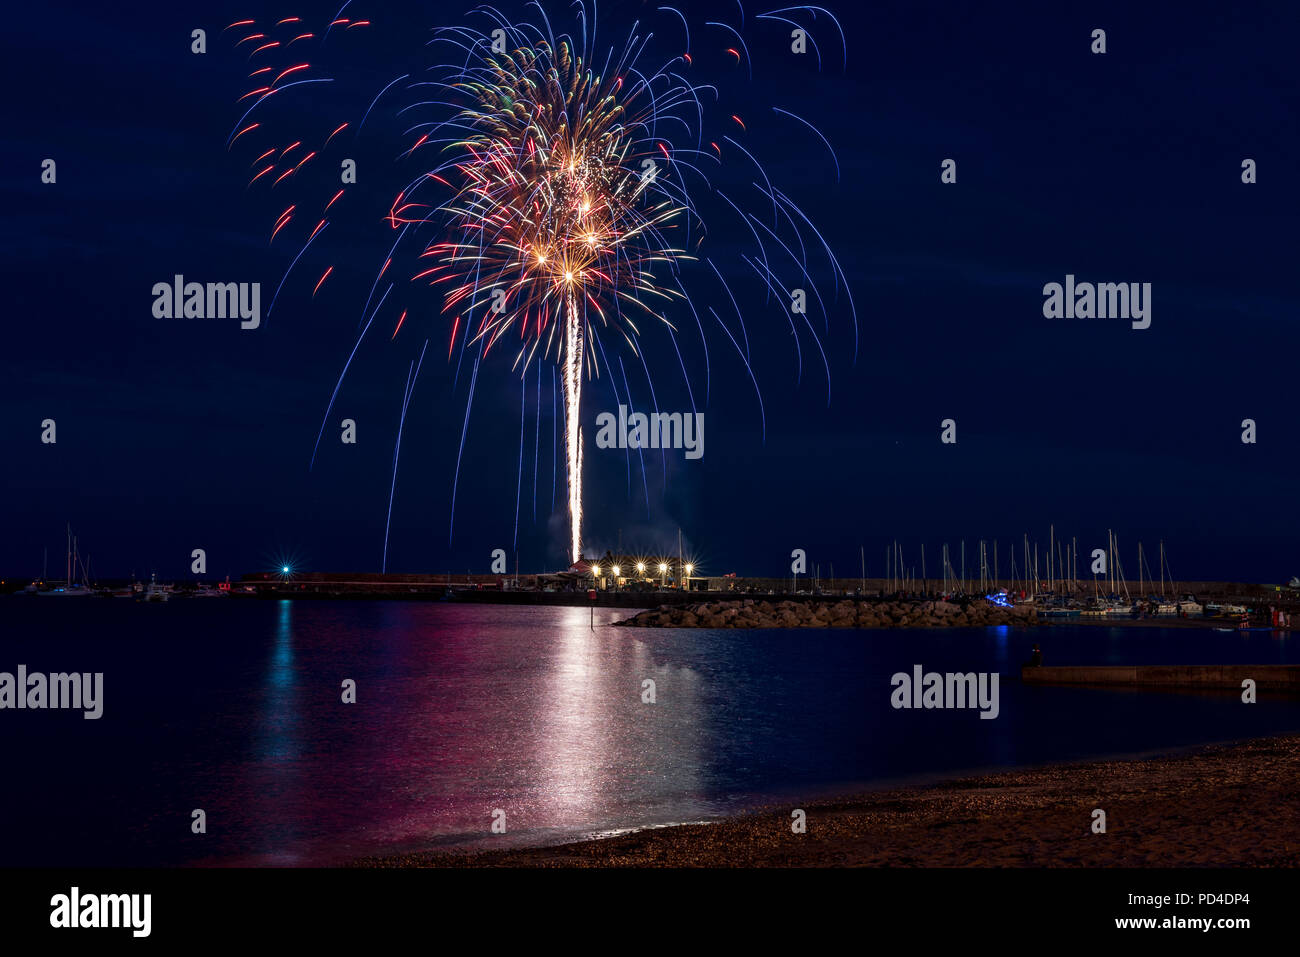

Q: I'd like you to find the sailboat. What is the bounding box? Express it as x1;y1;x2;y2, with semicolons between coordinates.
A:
1155;542;1202;616
1085;530;1133;615
37;525;95;597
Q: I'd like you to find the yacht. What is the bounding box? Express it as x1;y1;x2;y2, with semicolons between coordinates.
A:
34;524;96;596
36;583;95;597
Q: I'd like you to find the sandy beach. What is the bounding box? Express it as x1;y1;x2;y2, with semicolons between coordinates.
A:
355;735;1300;867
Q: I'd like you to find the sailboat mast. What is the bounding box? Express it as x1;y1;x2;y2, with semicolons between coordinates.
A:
1049;525;1054;592
1023;535;1029;597
1107;529;1113;594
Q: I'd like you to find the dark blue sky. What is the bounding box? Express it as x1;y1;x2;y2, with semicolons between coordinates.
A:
3;1;1297;582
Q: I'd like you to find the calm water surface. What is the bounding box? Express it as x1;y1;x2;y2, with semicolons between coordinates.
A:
2;599;1297;866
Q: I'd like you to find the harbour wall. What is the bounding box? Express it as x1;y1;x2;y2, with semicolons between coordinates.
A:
1022;665;1300;691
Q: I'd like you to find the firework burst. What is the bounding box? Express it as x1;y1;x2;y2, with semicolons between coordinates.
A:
419;26;699;564
220;2;855;568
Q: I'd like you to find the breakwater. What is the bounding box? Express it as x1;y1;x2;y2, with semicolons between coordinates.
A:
1022;664;1300;691
616;598;1039;629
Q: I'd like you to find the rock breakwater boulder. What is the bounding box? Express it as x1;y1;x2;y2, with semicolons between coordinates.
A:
613;599;1038;629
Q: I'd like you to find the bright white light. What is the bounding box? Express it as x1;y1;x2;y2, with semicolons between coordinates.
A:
562;292;583;563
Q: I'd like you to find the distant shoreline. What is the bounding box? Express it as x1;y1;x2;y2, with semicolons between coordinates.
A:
2;590;1278;629
9;574;1288;610
351;735;1300;867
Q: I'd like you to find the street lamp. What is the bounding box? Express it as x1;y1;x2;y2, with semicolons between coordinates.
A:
592;564;601;589
612;565;620;591
659;562;668;588
685;563;694;590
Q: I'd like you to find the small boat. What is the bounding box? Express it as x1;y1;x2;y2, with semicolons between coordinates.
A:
1205;602;1246;617
1088;596;1133;616
140;574;172;603
36;583;95;598
1038;606;1081;619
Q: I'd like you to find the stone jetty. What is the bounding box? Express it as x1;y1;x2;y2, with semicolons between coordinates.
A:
614;598;1039;629
1022;664;1300;691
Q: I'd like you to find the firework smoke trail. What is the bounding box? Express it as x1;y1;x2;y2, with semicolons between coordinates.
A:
562;293;584;562
218;3;855;567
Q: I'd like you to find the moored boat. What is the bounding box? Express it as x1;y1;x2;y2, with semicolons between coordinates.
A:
140;573;172;603
35;583;95;597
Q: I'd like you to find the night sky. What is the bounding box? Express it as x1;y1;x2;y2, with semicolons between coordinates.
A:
3;1;1297;583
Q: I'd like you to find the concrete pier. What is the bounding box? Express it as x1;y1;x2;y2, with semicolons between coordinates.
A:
1021;665;1300;691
